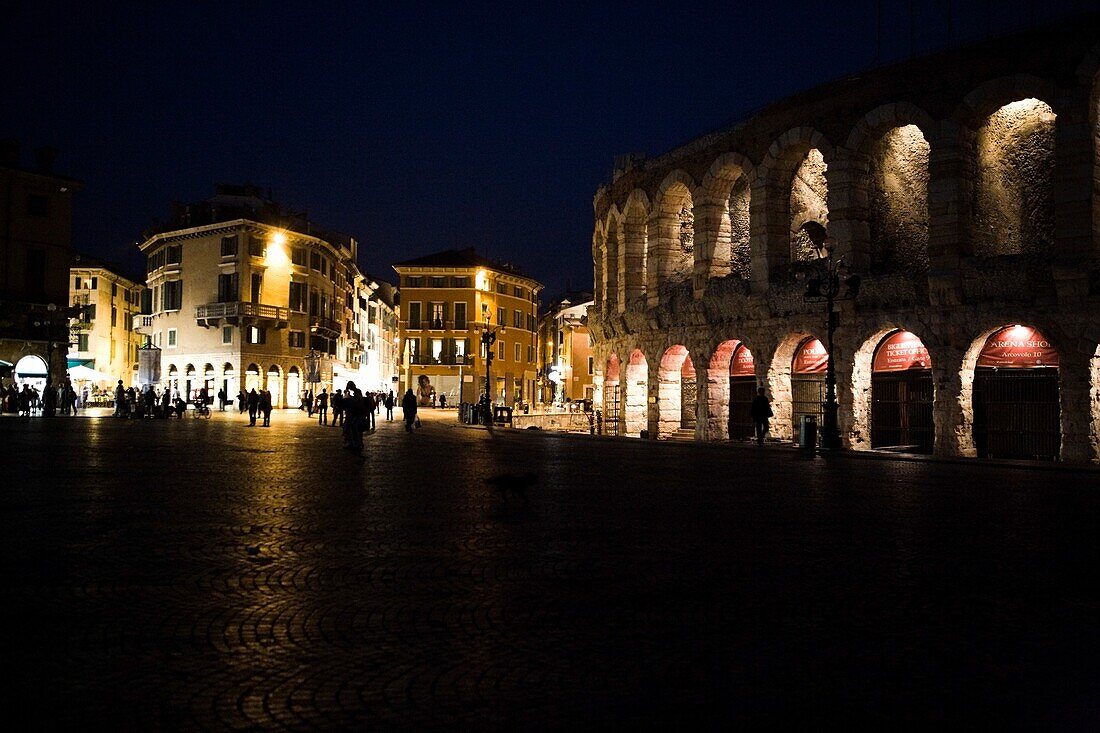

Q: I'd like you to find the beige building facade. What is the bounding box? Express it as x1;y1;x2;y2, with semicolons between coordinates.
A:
393;248;542;407
138;185;367;406
67;256;144;386
538;294;594;407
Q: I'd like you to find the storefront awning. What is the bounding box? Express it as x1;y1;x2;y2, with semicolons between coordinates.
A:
67;358;95;369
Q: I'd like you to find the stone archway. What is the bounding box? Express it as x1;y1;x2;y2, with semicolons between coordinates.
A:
623;349;648;438
851;329;935;453
266;364;283;408
657;345;695;439
649;172;696;297
768;333;826;442
603;353;622;436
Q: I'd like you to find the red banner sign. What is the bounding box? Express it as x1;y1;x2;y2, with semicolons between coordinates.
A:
792;338;828;374
977;326;1059;368
873;330;931;373
730;345;755;377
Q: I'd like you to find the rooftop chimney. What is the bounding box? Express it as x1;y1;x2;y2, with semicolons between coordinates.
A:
0;139;20;167
34;146;58;174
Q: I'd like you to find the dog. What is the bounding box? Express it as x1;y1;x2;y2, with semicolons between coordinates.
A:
484;471;538;503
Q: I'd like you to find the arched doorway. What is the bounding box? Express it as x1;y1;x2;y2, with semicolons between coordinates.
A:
203;364;215;396
222;363;236;403
184;364;196;401
973;325;1060;460
791;337;827;439
14;355;48;392
728;344;756;441
167;365;178;394
245;363;261;392
658;346;694;439
267;365;283;408
871;330;934;453
286;367;301;409
603;354;621;436
623;349;648;438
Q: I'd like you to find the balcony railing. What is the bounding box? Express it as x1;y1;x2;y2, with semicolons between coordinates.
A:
309;316;341;337
407;353;472;366
195;301;289;324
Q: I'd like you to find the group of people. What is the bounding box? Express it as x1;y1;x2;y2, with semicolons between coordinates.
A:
234;389;274;426
0;380;80;417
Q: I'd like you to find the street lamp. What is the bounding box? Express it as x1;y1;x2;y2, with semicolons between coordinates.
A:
802;238;860;452
480;313;503;424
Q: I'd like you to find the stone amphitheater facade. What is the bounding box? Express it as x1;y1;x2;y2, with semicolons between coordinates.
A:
587;20;1100;462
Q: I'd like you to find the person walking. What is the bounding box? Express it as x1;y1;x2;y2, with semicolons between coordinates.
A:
246;388;259;426
401;388;418;433
331;389;344;427
217;387;227;411
342;382;365;454
304;389;314;417
114;380;126;417
750;386;773;446
260;389;273;427
384;391;394;421
364;391;376;432
439;393;446;410
316;388;329;425
237;390;246;413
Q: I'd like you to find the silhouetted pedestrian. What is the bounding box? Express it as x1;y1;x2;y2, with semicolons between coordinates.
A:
246;388;259;426
750;386;773;446
401;388;418;432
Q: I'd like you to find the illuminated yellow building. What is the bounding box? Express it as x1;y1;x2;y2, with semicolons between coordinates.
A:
392;248;542;407
137;184;363;406
537;292;594;407
67;255;145;386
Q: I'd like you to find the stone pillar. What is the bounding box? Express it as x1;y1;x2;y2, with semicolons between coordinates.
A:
605;229;620;314
748;177;774;294
592;238;605;311
656;362;680;439
1058;346;1094;462
826;149;872;272
692;199;724;299
646;357;660;438
646;213;662;307
933;344;971;458
1052;103;1094;302
704;364;729;441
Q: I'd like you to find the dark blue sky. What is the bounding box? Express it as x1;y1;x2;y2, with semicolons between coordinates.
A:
2;1;1089;297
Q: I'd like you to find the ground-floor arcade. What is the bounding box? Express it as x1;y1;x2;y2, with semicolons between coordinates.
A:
593;311;1100;463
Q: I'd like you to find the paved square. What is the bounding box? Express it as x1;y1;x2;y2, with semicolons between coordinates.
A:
2;409;1099;727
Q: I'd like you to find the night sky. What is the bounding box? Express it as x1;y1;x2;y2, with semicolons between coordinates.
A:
2;1;1089;298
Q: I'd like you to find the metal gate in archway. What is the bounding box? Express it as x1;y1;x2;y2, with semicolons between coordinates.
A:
728;376;756;440
680;377;697;430
872;371;934;453
973;368;1059;460
791;374;825;438
603;383;621;436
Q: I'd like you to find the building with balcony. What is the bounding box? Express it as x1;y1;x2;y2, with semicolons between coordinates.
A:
137;183;364;406
0;141;83;391
392;248;542;406
355;274;400;394
537;292;594;407
67;255;145;387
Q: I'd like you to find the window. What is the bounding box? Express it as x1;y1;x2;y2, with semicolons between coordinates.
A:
222;326;233;345
528;345;535;363
289;282;306;312
162;280;182;311
292;247;307;266
167;328;177;347
111;282;118;297
74;276;81;290
527;314;536;332
26;194;49;217
497;282;507;294
310;251;321;271
220;235;238;257
147;248;166;272
77;333;89;351
454;301;467;330
513;310;522;328
320;257;328;276
515;343;521;362
430;302;444;328
86;304;97;320
309;288;319;316
405;276;423;288
452;276;469;288
248;326;266;345
497;306;505;326
455;338;468;359
498;341;505;360
431;276;445;288
408;302;422;329
431;338;444;362
288;331;305;348
248;236;263;257
588;356;594;375
218;273;239;303
250;273;262;303
407;338;420;360
166;246;181;265
514;286;523;298
111;306;117;327
90;277;98;290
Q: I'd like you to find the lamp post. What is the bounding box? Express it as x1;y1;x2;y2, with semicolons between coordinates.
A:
803;240;860;452
480;313;502;424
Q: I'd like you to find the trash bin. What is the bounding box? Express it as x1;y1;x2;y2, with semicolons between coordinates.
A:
799;415;817;451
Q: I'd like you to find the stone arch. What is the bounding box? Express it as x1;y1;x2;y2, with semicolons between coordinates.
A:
244;362;262;392
657;345;696;439
623;348;649;437
592;223;606;310
621;190;649;305
846;104;935;273
705;339;758;441
754;127;836;277
850;327;935;453
603;352;623;436
266;364;283;407
961;323;1062;460
698;153;754;281
956;76;1059;257
766;332;821;442
649;171;697;295
286;365;302;408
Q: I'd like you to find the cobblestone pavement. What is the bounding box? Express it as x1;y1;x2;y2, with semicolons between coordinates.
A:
2;408;1100;728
